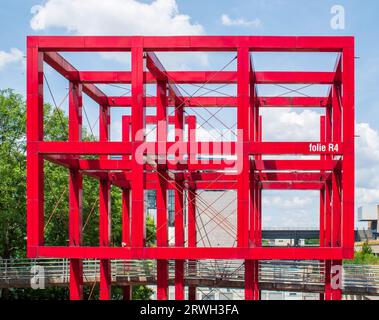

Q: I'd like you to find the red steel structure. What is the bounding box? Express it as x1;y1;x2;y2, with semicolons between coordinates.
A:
26;36;355;300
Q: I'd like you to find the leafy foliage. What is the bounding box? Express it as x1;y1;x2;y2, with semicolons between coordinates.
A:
344;241;379;265
0;90;155;300
0;89;27;259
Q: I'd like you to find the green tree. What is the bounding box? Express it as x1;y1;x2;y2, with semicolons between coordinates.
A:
344;241;379;265
132;216;156;300
0;89;156;299
0;89;27;259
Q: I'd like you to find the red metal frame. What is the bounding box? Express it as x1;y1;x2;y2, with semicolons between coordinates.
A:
26;36;355;300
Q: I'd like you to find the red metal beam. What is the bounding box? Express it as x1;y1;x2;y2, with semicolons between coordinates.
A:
130;43;145;248
341;45;355;253
155;79;169;300
26;44;44;258
37;246;345;260
43;52;107;105
146;52;184;103
257;97;329;108
99;101;112;300
257;172;330;182
35;141;342;156
261;182;323;190
254;159;340;171
106;96;329;108
30;35;353;52
75;71;335;84
68;81;83;300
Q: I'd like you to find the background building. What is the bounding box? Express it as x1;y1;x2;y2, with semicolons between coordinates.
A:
358;206;379;240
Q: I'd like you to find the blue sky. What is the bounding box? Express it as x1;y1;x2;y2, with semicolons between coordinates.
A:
0;0;378;228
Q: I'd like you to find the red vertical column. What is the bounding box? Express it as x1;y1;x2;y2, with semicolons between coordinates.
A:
342;45;355;255
122;117;131;246
174;180;184;300
332;83;343;300
320;116;326;247
187;188;197;249
248;65;260;300
187;116;197;300
247;171;255;300
237;47;251;300
187;188;197;300
324;180;332;300
26;44;44;257
121;116;132;300
247;177;260;300
319;116;326;301
174;98;185;300
254;116;262;300
324;105;333;300
187;116;197;171
99;104;111;300
320;115;326;246
320;186;325;248
68;82;84;300
156;80;169;300
247;59;254;301
324;259;332;300
122;188;132;300
131;42;146;248
156;176;168;300
326;104;332;248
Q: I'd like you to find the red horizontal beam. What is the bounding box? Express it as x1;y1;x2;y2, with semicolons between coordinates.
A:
110;180;238;190
34;246;345;260
35;141;342;155
252;142;342;155
257;97;329;108
43;159;331;192
110;172;238;182
254;160;340;171
45;157;337;173
30;36;353;52
74;71;335;85
144;115;195;124
45;156;237;172
35;141;238;155
257;172;329;181
146;52;183;101
107;96;328;108
107;96;238;107
261;182;323;190
255;71;335;84
35;141;133;155
149;172;327;183
43;52;107;105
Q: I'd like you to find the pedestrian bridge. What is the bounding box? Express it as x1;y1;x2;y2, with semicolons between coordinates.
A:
0;259;378;297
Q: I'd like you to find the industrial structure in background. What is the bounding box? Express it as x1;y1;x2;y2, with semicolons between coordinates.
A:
359;206;379;240
26;36;355;300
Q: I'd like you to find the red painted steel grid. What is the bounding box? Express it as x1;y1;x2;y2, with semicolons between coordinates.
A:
26;36;355;300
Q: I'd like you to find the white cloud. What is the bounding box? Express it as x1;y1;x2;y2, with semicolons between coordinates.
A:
263;195;313;210
221;14;262;28
356;188;379;205
0;48;23;70
30;0;207;68
31;0;204;35
356;122;379;168
355;122;379;208
261;108;321;142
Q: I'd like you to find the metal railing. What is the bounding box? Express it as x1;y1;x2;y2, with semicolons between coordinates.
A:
0;258;378;295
